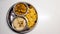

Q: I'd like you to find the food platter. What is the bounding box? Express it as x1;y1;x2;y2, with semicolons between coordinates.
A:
6;2;38;34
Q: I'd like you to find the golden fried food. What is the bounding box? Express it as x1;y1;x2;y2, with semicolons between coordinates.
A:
13;3;27;15
25;6;37;29
12;17;26;31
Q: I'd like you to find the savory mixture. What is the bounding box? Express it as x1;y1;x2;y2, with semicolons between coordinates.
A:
25;5;37;29
12;17;26;31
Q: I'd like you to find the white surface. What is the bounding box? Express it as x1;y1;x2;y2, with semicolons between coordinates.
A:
0;0;60;34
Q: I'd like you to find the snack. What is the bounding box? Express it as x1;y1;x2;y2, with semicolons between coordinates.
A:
25;6;37;29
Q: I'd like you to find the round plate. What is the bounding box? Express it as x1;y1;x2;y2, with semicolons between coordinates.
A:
6;2;38;34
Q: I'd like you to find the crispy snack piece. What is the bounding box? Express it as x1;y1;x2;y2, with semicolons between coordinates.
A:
12;17;26;31
25;6;37;29
13;3;27;15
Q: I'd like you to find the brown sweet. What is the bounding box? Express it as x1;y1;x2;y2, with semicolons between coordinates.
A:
13;3;27;15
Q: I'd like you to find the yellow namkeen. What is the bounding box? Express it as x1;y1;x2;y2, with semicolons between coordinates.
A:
25;6;37;29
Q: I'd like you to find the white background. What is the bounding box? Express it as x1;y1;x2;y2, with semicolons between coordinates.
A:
0;0;60;34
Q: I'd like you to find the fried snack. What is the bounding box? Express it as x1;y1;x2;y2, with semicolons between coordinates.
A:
25;6;37;29
13;3;27;15
12;17;26;31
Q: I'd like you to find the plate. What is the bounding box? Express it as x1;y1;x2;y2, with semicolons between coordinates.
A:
6;2;38;34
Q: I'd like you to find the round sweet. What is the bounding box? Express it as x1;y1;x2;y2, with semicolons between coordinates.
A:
12;17;26;31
